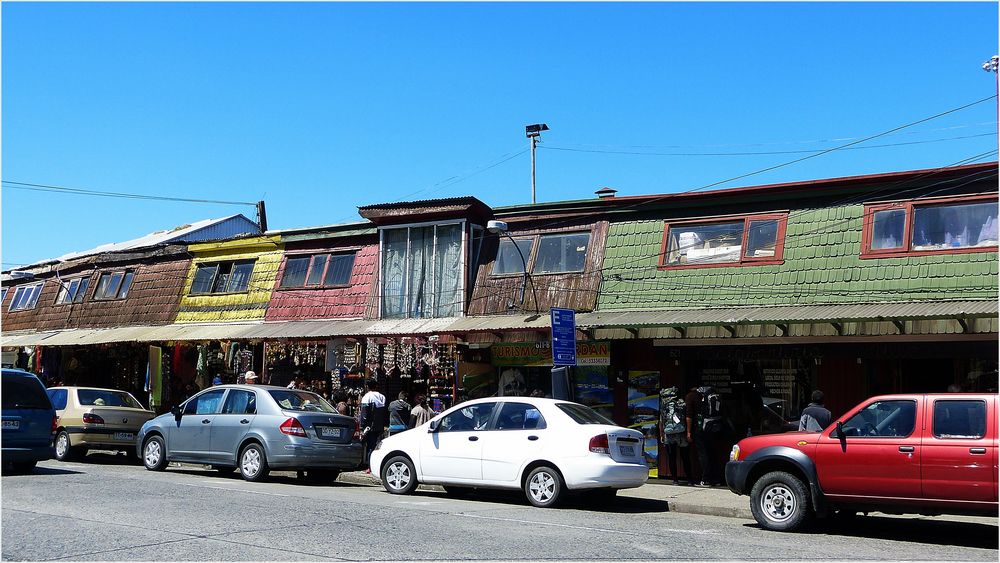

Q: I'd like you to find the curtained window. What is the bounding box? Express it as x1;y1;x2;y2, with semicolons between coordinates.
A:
381;223;465;318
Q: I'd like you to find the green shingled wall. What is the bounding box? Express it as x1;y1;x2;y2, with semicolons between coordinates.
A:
598;204;999;311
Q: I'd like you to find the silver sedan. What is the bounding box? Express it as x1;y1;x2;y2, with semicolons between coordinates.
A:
136;385;363;483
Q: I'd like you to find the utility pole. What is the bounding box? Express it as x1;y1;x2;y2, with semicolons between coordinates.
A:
984;55;999;130
525;123;549;204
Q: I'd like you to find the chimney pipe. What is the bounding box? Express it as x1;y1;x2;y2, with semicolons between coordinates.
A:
256;200;268;232
595;187;618;199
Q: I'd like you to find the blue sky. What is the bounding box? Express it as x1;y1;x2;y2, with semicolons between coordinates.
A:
3;2;997;267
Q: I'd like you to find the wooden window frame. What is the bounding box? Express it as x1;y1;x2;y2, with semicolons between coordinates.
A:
658;212;788;270
54;276;91;305
489;230;593;278
490;237;537;278
276;252;357;290
92;270;135;301
860;193;999;259
189;260;256;295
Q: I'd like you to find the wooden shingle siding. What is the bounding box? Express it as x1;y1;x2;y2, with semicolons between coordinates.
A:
265;244;378;321
1;248;192;331
174;236;283;323
468;221;608;315
599;203;998;311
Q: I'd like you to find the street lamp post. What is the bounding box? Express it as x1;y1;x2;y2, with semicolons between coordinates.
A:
984;55;999;130
525;124;549;204
487;220;538;312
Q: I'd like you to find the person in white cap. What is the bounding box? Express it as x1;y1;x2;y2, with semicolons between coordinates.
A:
244;371;258;385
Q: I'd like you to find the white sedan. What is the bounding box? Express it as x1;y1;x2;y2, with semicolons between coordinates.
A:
369;397;649;507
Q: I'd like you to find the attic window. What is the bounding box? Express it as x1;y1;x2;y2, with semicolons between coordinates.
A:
55;277;91;305
533;233;590;274
8;283;43;312
93;270;135;300
660;213;787;269
279;253;356;289
862;194;998;258
190;261;255;294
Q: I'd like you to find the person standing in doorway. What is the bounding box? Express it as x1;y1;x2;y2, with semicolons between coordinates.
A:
798;390;832;432
359;378;387;472
686;385;721;487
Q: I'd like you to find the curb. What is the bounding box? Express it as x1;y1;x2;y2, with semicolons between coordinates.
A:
337;471;752;520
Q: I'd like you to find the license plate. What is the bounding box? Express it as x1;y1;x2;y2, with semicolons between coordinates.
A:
318;427;342;438
2;420;19;430
619;445;635;456
113;432;135;441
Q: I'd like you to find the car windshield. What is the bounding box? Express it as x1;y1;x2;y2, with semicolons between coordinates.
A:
77;389;144;409
268;390;336;413
556;402;614;425
1;376;51;410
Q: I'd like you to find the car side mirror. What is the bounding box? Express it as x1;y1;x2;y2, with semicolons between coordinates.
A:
836;421;847;451
171;405;183;422
428;419;440;433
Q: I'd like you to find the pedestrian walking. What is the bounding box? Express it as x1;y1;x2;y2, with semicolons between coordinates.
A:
798;390;832;431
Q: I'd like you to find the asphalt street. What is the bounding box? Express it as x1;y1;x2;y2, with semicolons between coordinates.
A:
2;453;997;561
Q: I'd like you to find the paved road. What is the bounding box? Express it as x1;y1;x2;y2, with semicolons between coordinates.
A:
2;454;997;561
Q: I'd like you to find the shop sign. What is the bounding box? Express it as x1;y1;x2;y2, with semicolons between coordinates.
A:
492;341;610;367
550;307;577;366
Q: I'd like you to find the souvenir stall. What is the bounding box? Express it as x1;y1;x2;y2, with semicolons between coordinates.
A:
364;337;457;413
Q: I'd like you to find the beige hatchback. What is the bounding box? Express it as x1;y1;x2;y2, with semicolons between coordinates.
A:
47;387;155;462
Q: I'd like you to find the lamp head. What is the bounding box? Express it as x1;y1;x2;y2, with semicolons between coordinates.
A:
525;123;549;138
486;220;508;234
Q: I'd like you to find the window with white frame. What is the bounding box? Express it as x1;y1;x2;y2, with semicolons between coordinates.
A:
93;270;135;300
280;253;356;288
8;283;44;312
190;261;255;295
55;277;91;305
381;223;464;318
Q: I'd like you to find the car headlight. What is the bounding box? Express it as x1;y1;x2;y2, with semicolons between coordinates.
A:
729;444;740;462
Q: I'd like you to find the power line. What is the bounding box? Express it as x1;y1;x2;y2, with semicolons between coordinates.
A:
2;180;257;206
541;132;996;157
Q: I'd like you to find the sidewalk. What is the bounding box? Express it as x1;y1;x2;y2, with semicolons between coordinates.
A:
338;471;999;526
337;470;753;519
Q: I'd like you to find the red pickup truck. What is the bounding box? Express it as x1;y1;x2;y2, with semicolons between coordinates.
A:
725;393;998;531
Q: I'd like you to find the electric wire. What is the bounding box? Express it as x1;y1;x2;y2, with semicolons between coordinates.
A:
1;180;258;206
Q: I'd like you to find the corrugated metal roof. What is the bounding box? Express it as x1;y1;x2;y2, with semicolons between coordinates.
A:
580;300;998;328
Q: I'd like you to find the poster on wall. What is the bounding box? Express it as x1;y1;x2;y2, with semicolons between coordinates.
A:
575;366;613;420
628;370;660;477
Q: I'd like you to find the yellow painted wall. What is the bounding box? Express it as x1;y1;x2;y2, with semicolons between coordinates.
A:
175;236;283;323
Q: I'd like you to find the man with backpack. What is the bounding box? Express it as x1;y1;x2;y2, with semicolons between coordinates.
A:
685;384;724;487
359;377;388;473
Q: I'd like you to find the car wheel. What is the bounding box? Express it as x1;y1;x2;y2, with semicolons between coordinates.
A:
238;443;270;482
54;431;82;462
749;471;811;532
381;455;417;495
525;465;564;508
211;465;236;474
142;436;168;471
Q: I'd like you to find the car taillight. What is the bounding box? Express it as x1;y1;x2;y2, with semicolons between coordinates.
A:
279;417;307;437
589;433;610;455
353;419;361;440
83;413;105;425
51;415;58;434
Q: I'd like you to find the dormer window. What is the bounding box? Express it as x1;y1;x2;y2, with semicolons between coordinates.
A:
93;270;135;300
55;277;91;304
190;261;255;295
280;253;356;288
8;283;43;312
381;222;464;318
659;213;787;269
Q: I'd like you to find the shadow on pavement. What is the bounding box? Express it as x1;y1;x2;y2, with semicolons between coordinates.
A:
4;465;83;476
743;515;999;550
167;467;371;488
406;488;668;514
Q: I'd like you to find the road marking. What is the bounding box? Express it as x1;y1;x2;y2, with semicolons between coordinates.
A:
460;513;717;535
179;483;289;497
394;500;444;506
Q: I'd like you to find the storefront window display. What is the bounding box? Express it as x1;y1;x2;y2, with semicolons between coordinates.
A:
627;371;660;477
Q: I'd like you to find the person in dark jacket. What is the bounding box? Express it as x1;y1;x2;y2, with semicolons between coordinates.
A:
359;378;387;471
388;391;411;435
798;390;833;432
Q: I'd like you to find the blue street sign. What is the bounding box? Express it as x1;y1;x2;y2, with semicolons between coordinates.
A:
550;307;577;366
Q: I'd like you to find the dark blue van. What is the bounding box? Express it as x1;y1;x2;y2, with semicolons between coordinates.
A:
2;369;56;473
